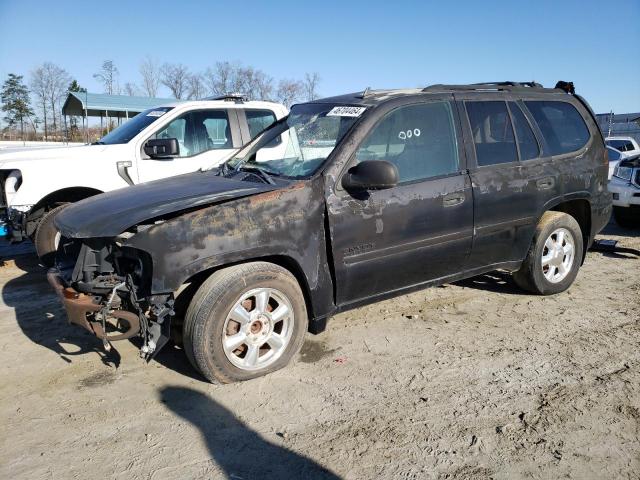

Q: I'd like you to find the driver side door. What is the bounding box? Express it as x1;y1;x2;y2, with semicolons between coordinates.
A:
327;100;473;306
136;108;241;183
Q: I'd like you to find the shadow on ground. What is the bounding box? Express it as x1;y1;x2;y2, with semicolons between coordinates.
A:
159;386;341;479
1;250;121;367
454;270;525;295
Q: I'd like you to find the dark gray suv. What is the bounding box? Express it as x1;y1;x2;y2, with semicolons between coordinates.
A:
49;81;611;383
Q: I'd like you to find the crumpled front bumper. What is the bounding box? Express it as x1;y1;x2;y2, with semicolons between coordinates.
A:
47;270;140;341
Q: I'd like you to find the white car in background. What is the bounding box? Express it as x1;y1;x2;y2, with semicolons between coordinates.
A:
606;146;626;179
609;152;640;229
606;136;640;156
0;96;288;264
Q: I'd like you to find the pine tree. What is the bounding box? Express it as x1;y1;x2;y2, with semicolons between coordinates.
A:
1;73;34;140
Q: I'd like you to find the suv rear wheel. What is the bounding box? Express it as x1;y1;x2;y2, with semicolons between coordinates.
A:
513;211;584;295
183;262;308;383
34;204;69;268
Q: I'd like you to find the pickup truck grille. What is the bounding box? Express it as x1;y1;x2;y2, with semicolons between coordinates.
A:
633;169;640;189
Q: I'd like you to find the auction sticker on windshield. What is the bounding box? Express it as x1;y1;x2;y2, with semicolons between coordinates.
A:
326;106;366;117
146;110;167;117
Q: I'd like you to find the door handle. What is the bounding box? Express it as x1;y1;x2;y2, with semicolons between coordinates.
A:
443;193;465;207
117;161;134;186
536;177;554;190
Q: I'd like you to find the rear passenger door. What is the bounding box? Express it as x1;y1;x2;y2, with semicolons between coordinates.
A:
458;97;542;268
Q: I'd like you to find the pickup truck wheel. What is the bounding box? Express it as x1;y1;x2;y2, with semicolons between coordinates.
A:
513;211;583;295
183;262;308;383
34;204;69;268
613;206;640;229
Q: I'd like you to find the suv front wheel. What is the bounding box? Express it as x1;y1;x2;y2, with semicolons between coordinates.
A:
183;262;308;383
513;211;584;295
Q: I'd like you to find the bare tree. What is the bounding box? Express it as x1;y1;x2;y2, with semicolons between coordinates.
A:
123;82;139;96
204;61;241;96
303;72;321;100
204;62;274;100
276;79;304;107
93;60;119;95
30;62;70;140
187;73;206;100
239;67;273;100
161;63;190;99
30;66;49;139
139;56;160;97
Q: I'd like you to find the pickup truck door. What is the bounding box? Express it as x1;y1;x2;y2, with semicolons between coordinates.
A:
326;99;473;306
134;108;242;183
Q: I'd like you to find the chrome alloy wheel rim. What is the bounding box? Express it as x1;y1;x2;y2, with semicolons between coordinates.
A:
541;227;575;283
222;288;294;371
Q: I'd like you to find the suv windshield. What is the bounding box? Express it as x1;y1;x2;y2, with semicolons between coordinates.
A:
96;107;174;145
227;103;364;178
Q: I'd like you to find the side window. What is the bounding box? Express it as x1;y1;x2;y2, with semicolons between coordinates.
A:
466;101;518;166
246;110;277;138
524;101;590;156
355;102;459;183
153;109;231;157
508;102;540;161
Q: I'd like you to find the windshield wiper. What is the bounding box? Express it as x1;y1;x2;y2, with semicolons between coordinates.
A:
239;165;277;185
91;141;105;145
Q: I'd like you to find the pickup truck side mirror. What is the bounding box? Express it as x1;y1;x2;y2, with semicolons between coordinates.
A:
144;138;179;159
342;160;399;191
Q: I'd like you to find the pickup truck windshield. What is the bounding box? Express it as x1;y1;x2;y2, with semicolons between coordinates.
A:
227;103;363;178
96;107;174;145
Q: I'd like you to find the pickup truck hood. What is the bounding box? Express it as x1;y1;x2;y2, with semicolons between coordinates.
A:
0;144;113;169
55;170;278;238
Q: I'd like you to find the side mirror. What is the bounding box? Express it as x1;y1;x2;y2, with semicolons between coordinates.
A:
341;160;399;191
144;138;179;159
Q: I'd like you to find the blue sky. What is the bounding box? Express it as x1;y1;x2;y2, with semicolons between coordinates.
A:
1;0;639;113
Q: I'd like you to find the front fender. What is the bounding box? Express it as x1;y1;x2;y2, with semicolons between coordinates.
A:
123;179;335;321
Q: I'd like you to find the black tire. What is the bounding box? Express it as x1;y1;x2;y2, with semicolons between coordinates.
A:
613;206;640;229
34;204;69;268
183;262;308;383
513;211;584;295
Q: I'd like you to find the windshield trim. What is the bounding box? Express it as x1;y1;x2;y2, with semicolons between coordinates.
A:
97;106;175;145
223;103;367;179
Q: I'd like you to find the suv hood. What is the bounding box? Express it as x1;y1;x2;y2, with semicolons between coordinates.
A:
55;170;278;238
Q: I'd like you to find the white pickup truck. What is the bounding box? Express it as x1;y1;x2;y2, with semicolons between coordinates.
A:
0;96;288;264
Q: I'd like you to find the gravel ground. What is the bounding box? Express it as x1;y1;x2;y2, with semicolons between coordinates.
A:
0;222;638;480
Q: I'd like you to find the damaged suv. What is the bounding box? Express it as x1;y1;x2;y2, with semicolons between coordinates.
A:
49;82;611;383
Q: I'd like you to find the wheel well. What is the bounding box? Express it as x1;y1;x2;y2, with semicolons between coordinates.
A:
173;255;315;331
26;187;103;235
550;199;591;261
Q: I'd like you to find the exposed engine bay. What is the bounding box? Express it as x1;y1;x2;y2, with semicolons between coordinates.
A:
48;237;174;358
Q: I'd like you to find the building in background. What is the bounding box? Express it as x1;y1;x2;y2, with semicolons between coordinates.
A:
596;112;640;142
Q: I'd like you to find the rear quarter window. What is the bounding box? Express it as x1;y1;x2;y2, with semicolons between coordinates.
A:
524;101;590;156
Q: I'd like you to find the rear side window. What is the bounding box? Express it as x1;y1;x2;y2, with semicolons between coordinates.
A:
508;102;540;161
607;139;635;152
466;101;518;166
524;101;590;156
246;110;277;138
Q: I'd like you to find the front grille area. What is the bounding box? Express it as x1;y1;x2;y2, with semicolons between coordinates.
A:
633;169;640;188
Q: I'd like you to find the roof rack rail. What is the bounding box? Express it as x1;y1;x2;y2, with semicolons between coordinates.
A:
356;86;371;99
204;92;248;102
422;81;551;92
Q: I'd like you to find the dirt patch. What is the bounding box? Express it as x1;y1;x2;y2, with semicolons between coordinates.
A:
0;224;639;479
